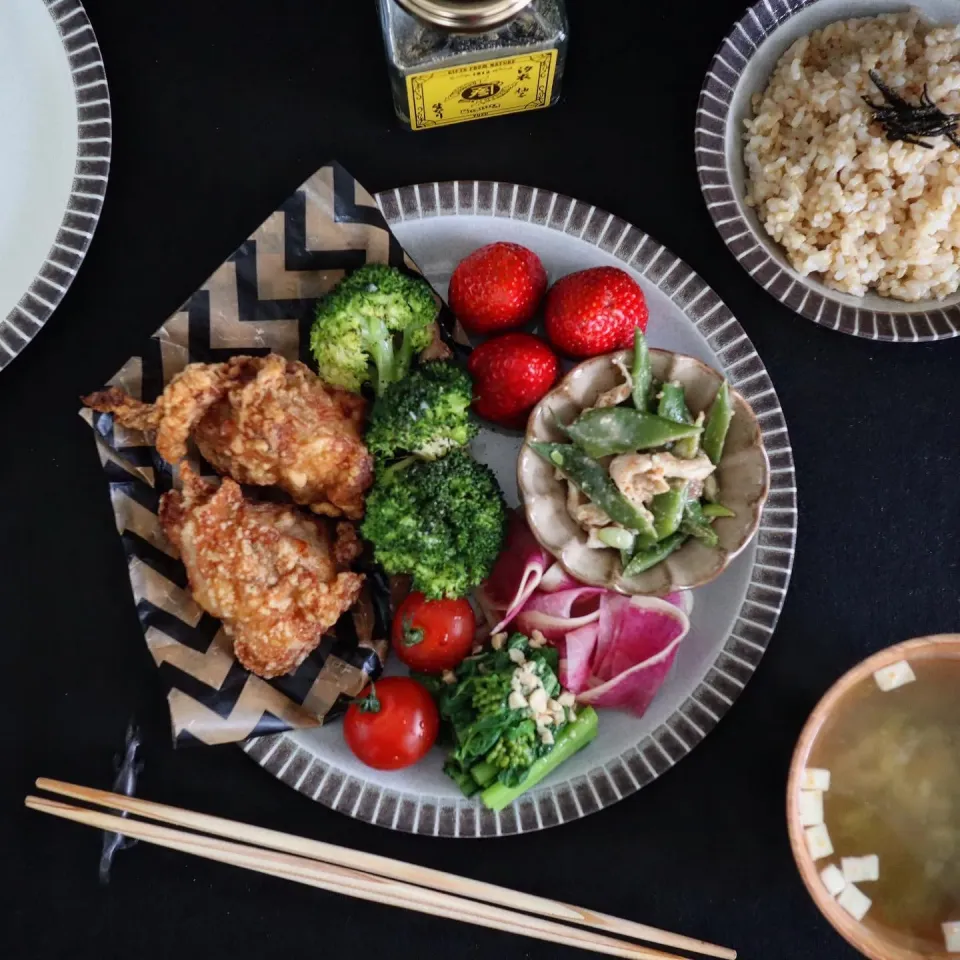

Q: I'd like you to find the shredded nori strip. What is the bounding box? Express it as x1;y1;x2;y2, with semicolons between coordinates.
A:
863;71;960;149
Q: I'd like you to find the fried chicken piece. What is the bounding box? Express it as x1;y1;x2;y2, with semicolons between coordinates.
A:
84;354;374;519
159;464;364;678
332;521;363;569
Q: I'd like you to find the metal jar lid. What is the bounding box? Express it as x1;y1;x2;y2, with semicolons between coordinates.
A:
395;0;533;29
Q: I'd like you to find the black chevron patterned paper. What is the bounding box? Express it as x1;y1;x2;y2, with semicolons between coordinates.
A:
81;163;422;746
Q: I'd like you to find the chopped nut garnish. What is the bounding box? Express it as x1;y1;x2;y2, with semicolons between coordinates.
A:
507;691;528;710
508;647;526;665
516;663;538;687
491;632;507;651
441;669;457;685
529;629;548;649
527;687;548;714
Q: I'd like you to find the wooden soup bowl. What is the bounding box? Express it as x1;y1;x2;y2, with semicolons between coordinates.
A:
787;634;960;960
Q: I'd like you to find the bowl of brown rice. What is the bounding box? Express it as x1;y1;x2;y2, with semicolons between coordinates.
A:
697;0;960;341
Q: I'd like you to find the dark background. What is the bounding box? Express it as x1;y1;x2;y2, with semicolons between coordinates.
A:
6;1;959;958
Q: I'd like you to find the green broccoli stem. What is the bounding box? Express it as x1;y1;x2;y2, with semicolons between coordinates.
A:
480;707;599;812
394;327;419;384
366;318;428;393
364;316;397;396
470;760;499;789
379;456;417;482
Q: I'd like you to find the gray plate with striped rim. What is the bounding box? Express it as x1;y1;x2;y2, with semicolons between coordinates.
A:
244;182;798;837
696;0;960;342
0;0;110;369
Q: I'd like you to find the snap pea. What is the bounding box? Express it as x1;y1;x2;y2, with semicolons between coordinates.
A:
702;502;735;519
649;486;686;541
702;380;733;465
631;328;652;412
680;499;719;547
674;432;700;460
702;474;719;502
657;382;701;459
528;442;657;540
597;527;636;551
657;382;692;424
646;376;662;412
622;532;688;577
565;408;702;459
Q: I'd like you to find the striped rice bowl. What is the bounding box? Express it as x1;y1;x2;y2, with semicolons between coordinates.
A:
743;10;960;302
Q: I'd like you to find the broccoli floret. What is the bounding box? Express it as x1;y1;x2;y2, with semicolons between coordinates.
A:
366;361;477;461
310;264;438;395
361;449;506;599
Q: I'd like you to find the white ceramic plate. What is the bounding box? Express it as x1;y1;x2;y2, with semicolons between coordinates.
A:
244;182;798;836
0;0;110;369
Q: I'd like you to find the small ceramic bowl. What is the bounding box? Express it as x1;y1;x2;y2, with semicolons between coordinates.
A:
696;0;960;341
787;634;960;960
518;348;769;596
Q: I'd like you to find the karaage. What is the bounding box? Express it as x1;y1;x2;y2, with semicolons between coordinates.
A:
159;464;364;678
84;354;373;518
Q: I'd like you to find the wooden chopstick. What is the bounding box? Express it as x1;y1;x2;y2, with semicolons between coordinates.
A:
35;778;734;960
27;794;687;960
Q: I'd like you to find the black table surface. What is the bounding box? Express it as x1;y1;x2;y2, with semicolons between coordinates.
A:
7;1;960;958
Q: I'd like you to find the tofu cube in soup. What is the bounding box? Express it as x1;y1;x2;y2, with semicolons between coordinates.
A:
802;768;831;791
943;921;960;953
798;789;824;827
805;824;834;861
842;855;879;884
837;884;872;923
820;864;847;898
873;660;916;692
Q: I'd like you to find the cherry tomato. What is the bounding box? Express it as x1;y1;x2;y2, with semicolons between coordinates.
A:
392;591;476;673
343;677;439;771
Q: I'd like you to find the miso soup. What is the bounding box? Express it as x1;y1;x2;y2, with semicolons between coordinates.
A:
806;656;960;954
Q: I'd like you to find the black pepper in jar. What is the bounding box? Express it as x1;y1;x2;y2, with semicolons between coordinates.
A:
376;0;569;130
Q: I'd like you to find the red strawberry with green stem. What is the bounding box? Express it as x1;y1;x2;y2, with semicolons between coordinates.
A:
467;333;559;430
544;266;648;358
448;242;547;336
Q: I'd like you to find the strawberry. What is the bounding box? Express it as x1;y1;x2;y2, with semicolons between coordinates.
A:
544;266;648;358
467;333;559;430
448;242;547;336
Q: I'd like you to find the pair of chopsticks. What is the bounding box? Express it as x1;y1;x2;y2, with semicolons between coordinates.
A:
26;779;735;960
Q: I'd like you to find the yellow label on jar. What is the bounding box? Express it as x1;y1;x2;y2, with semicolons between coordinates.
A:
406;50;557;131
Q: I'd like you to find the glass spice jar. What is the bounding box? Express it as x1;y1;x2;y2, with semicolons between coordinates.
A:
376;0;569;131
